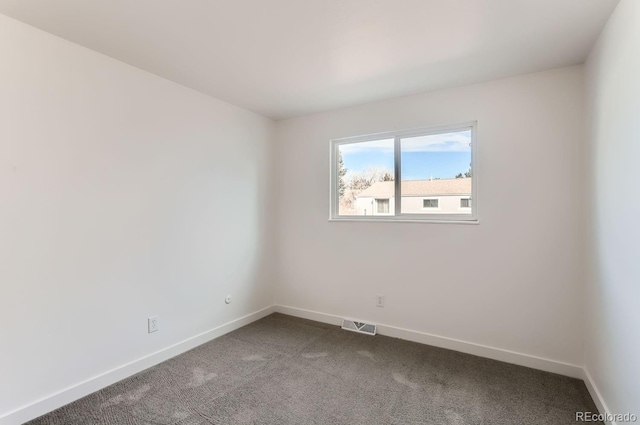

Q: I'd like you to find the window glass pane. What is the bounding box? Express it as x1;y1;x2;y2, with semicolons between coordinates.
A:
423;199;438;208
400;130;472;215
376;199;390;213
338;139;394;216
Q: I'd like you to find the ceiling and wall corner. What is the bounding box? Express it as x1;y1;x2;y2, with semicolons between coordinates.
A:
0;0;619;120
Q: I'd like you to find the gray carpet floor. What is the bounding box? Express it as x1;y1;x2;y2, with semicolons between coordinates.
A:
27;313;601;425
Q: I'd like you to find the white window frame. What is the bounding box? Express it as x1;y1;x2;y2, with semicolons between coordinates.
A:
329;121;478;223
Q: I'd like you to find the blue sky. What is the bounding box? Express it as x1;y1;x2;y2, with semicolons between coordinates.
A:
339;130;471;180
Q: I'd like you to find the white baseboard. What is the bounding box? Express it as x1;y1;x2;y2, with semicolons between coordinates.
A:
0;306;276;425
582;368;615;425
274;305;583;379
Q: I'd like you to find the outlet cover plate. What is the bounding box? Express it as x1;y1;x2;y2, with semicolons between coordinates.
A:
148;316;159;333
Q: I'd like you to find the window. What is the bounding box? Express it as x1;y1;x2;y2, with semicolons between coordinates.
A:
423;199;439;208
330;122;477;222
376;199;390;214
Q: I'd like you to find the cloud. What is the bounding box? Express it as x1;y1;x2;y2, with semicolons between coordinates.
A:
401;130;471;153
338;131;471;155
339;138;394;155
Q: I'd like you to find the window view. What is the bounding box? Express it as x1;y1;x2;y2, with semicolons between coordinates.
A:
332;124;476;221
400;129;472;215
337;138;394;216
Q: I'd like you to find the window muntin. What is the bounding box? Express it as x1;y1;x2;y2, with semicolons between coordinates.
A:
330;123;477;222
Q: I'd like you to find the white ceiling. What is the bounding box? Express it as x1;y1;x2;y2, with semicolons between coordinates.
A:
0;0;618;120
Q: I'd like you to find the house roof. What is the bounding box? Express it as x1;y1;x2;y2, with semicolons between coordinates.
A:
356;178;471;198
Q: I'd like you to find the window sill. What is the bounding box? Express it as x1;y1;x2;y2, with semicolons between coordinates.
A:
328;217;479;225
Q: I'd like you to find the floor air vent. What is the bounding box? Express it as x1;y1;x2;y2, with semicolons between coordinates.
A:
342;319;377;336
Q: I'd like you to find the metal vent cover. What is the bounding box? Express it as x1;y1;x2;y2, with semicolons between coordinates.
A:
342;319;377;336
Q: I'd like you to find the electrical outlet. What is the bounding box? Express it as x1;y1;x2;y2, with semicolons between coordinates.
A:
376;294;384;308
148;316;159;333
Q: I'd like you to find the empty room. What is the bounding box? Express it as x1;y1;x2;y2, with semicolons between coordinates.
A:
0;0;638;424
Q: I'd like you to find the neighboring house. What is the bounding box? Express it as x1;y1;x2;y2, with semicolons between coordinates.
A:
354;178;471;215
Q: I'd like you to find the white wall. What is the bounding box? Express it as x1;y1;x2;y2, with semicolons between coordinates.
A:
401;195;470;215
355;197;395;216
585;0;640;417
275;66;586;367
355;196;470;216
0;14;275;421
